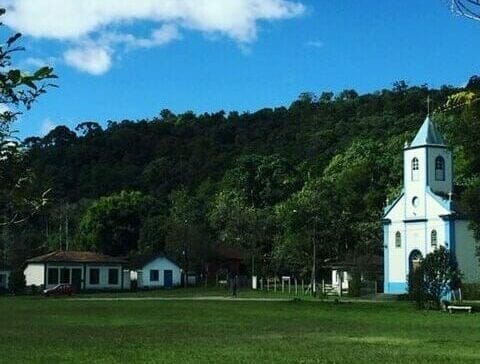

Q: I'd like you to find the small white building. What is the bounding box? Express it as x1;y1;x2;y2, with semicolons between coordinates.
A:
384;116;480;294
131;254;181;289
24;251;130;291
0;265;11;290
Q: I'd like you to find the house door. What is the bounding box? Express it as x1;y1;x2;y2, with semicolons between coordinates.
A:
72;269;82;291
164;270;173;288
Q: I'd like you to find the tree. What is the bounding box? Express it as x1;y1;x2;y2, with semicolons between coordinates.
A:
165;187;210;286
78;191;154;256
0;8;56;228
451;1;480;21
422;247;461;309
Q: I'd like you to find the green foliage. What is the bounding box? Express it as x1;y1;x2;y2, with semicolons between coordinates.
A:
8;270;25;294
421;247;461;309
348;269;362;297
78;191;154;256
460;283;480;300
408;266;426;309
165;187;210;275
5;73;479;277
0;8;56;231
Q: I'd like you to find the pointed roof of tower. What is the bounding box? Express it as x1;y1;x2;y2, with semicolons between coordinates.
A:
410;116;445;147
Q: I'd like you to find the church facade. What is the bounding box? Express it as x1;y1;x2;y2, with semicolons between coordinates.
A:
383;116;480;294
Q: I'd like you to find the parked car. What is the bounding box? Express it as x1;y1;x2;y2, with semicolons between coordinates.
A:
43;284;74;297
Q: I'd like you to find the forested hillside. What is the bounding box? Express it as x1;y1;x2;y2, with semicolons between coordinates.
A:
3;79;480;279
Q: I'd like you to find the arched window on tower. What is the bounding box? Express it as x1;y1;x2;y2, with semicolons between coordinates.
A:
395;231;401;248
411;158;419;181
431;230;438;248
435;156;445;181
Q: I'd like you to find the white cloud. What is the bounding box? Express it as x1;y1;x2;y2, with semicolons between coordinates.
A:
64;46;112;75
40;118;57;136
22;56;58;69
3;0;305;74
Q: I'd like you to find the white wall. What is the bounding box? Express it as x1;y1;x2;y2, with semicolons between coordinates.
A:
24;263;45;286
455;220;480;283
139;257;181;288
26;263;128;290
427;147;452;195
84;265;125;290
404;147;427;219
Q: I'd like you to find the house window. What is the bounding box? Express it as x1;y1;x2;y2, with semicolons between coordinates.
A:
431;230;438;248
411;158;419;181
150;269;159;282
60;268;70;284
395;231;401;248
108;268;118;285
47;268;59;285
89;268;100;285
435;156;445;181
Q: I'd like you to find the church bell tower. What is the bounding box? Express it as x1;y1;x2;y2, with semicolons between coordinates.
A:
403;116;452;220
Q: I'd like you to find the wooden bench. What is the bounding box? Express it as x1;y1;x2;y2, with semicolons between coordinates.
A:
447;305;472;314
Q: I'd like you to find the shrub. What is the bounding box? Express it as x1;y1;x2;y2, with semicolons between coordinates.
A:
408;264;426;309
422;246;461;309
460;283;480;300
348;269;361;297
8;270;26;294
30;284;38;295
408;247;461;309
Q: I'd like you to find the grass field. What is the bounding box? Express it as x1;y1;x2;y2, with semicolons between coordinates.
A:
1;292;480;363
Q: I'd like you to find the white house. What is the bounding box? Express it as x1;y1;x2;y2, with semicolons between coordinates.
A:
24;251;130;291
0;265;10;290
131;254;181;289
383;116;480;294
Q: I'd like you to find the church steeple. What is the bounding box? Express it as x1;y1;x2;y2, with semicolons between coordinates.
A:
403;115;452;218
409;116;445;148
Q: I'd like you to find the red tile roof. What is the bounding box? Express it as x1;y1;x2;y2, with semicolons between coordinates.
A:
26;251;126;264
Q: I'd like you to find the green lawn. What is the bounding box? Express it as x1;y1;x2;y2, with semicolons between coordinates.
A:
1;294;479;363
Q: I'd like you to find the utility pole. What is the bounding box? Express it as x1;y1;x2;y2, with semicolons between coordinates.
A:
183;218;188;288
312;216;317;297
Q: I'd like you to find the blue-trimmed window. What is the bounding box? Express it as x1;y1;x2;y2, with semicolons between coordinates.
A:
411;158;419;181
395;231;401;248
435;156;445;181
431;230;438;248
150;269;159;282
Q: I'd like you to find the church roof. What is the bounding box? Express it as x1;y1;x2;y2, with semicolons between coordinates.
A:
409;116;445;147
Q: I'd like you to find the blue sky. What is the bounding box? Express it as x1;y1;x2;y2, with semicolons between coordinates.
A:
2;0;480;138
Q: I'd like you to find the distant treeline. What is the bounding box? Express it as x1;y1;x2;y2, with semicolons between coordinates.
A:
3;78;480;278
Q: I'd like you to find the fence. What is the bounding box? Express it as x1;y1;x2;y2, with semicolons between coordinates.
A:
254;276;379;297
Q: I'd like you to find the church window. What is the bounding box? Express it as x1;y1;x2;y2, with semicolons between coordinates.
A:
395;231;401;248
435;156;445;181
411;158;419;181
412;197;419;208
431;230;437;248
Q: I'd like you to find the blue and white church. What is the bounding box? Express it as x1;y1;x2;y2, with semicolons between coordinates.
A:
383;116;480;294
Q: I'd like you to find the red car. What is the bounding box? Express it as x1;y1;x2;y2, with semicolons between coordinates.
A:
43;284;74;297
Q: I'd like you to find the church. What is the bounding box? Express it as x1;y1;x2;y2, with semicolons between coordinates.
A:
383;116;480;294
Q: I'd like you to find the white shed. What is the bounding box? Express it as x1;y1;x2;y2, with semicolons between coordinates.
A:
131;254;181;289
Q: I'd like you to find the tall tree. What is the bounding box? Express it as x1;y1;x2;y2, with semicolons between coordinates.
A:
78;191;154;256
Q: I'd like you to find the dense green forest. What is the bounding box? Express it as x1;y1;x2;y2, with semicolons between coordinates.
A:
2;76;480;280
